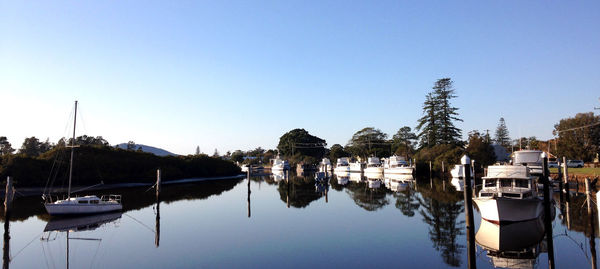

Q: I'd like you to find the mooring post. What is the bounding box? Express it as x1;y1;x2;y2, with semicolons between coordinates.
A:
563;157;570;201
156;169;161;201
429;161;433;188
3;177;11;269
462;155;476;269
155;197;160;248
441;161;445;180
542;153;555;269
4;177;12;216
586;177;597;269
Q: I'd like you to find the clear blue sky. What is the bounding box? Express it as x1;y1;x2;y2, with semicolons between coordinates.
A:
1;1;599;155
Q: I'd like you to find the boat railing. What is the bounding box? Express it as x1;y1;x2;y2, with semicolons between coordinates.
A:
101;194;122;203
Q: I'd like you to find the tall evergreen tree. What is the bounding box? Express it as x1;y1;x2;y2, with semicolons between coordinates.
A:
494;117;510;149
0;136;15;155
416;92;438;148
416;78;462;147
433;78;462;144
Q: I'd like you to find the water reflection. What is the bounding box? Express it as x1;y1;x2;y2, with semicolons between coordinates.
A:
418;182;465;267
41;213;122;269
277;173;323;208
476;218;546;268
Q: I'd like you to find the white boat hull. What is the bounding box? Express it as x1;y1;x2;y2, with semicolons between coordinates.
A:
384;167;414;175
364;167;384;174
334;166;350;173
473;197;543;223
45;203;122;216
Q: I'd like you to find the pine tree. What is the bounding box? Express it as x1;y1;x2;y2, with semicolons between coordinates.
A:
416;92;438;148
416;78;462;147
433;78;462;144
196;146;200;155
494;117;510;149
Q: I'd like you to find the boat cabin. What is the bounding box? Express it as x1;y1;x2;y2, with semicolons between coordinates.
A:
479;166;537;199
336;157;350;166
367;157;381;167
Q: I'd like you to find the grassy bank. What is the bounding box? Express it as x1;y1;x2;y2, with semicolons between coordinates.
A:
550;167;600;177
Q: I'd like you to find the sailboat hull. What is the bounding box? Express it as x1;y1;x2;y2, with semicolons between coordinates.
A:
45;203;122;216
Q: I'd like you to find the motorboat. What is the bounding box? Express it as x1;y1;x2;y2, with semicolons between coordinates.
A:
450;177;474;192
334;171;350;185
476;217;547;269
383;155;414;175
450;164;474;179
319;158;332;173
384;176;410;192
271;155;290;172
349;161;363;173
44;101;122;216
334;157;351;173
511;150;556;190
364;157;384;174
474;165;544;223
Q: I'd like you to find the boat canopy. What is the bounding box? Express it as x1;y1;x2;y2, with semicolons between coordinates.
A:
512;150;543;165
483;165;532;179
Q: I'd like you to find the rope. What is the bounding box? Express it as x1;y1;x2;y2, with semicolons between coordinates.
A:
10;231;44;261
123;214;155;234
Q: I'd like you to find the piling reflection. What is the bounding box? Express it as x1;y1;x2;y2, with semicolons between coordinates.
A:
2;219;9;269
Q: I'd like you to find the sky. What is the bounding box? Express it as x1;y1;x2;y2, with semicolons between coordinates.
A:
1;1;599;155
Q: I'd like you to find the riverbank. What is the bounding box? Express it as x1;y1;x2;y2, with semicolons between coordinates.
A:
0;174;246;198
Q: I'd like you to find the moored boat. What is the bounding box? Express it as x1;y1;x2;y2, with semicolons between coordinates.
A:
473;165;543;223
383;155;414;175
334;157;351;173
364;157;384;174
43;101;122;216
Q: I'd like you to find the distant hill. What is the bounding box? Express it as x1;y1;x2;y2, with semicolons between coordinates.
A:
115;143;178;156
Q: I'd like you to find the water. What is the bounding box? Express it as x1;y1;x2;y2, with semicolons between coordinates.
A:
1;173;598;268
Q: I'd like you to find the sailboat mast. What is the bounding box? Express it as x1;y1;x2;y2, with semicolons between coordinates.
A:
67;101;78;199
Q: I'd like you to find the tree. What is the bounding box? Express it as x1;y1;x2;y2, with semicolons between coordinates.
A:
19;137;43;157
434;78;462;144
553;112;600;162
494;117;510;149
392;126;417;159
230;150;244;163
277;129;326;160
416;78;462;148
329;144;349;161
196;146;200;155
212;148;220;158
126;141;136;151
0;136;15;155
346;127;390;158
416;92;438;148
465;130;496;170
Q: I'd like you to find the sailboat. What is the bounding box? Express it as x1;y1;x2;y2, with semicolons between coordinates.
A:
44;101;122;215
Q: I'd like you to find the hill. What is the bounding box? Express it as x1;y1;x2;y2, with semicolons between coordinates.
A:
115;143;178;156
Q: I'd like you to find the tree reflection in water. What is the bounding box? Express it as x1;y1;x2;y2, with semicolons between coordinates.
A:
393;187;420;217
277;174;323;208
417;180;465;267
345;181;389;211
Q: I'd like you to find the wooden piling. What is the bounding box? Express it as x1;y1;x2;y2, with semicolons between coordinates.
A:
586;177;597;269
429;161;433;188
542;154;555;269
462;155;476;269
155;199;160;248
441;161;445;180
156;169;161;201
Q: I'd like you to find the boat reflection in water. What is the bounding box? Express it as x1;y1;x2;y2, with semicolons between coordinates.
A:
41;212;122;268
271;170;287;182
450;177;474;192
44;212;122;233
333;171;350;185
476;216;547;269
349;172;364;183
384;174;414;192
365;173;383;189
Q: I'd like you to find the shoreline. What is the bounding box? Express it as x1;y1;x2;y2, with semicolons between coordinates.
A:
2;174;247;198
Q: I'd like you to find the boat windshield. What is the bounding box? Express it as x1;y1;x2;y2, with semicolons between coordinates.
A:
484;179;497;188
514;179;530;188
499;179;512;188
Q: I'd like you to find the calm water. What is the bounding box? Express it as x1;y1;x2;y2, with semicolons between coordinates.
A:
1;172;598;268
